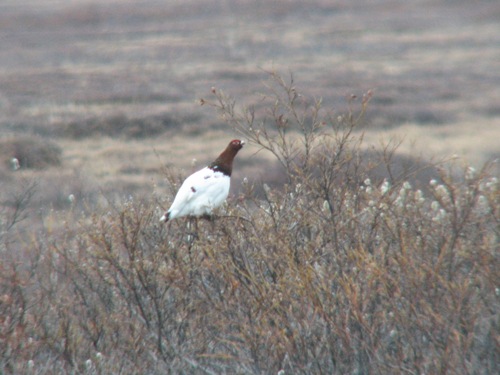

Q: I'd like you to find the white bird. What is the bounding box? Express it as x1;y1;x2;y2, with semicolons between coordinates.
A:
160;139;245;222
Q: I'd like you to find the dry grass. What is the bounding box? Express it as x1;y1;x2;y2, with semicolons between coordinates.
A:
1;74;498;374
1;1;499;372
0;0;498;214
359;119;500;174
0;136;62;170
56;114;178;139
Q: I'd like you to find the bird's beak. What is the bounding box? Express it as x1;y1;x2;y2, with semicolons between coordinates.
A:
241;140;246;146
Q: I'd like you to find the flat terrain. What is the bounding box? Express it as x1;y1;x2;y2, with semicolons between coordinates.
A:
1;0;499;205
1;3;499;373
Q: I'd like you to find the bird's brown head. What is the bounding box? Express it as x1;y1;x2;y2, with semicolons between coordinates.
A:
209;139;245;176
229;139;245;151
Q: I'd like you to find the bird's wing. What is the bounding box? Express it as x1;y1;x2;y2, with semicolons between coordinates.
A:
168;167;229;217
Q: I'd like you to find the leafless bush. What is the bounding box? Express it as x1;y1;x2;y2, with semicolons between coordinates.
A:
0;136;62;170
1;72;498;374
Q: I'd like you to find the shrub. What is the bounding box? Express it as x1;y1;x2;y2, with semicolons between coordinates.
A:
1;72;498;374
0;136;62;170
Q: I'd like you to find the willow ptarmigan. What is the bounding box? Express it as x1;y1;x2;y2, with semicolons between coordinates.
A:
160;139;245;222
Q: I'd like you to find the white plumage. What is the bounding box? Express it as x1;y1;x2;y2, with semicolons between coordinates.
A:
160;139;244;222
160;167;230;221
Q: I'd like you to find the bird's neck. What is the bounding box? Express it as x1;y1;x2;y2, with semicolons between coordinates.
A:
209;148;237;177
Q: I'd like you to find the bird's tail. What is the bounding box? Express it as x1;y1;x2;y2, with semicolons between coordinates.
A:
160;212;170;223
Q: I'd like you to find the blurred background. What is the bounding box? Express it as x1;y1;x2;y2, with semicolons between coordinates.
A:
1;0;499;205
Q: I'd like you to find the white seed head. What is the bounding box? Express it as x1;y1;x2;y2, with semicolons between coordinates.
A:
395;197;403;208
380;179;390;195
435;185;448;199
398;187;407;199
431;201;440;211
465;166;476;180
415;189;424;203
485;177;498;191
322;200;330;212
433;208;447;222
379;202;388;211
10;157;20;171
85;359;92;370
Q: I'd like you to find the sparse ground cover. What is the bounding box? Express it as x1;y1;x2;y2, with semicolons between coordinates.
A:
1;0;499;210
0;1;499;373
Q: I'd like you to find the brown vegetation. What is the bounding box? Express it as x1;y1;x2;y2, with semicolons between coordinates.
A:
0;136;62;170
1;74;498;374
58;114;178;140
